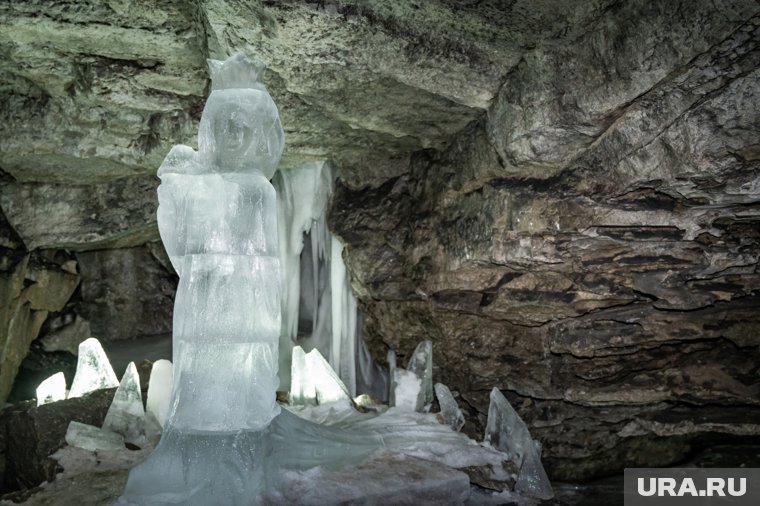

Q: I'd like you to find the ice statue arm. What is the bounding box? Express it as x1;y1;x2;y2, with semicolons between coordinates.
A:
156;145;201;275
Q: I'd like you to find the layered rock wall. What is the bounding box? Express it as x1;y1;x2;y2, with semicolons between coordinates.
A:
330;2;760;479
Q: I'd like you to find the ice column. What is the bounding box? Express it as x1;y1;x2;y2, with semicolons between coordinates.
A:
118;53;285;505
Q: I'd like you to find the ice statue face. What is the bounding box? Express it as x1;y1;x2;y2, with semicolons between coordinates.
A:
198;89;285;179
213;102;255;163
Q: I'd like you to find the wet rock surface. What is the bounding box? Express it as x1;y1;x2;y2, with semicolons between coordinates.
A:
0;388;116;494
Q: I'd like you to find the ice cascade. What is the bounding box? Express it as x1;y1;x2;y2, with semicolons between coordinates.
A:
273;161;388;400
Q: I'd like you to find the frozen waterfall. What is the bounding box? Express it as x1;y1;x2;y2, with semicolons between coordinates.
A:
274;161;388;400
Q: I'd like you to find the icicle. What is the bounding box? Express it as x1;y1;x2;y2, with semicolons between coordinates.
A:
330;236;345;379
387;349;397;406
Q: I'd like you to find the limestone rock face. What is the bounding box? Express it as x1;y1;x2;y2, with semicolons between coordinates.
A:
330;3;760;480
75;246;176;342
1;176;160;251
0;214;79;403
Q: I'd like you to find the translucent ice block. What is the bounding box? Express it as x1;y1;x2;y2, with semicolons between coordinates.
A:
434;383;465;432
485;387;553;500
68;337;119;398
103;362;146;446
66;421;124;452
36;371;66;406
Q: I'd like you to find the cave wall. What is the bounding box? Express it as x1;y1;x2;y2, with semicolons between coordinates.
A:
330;2;760;480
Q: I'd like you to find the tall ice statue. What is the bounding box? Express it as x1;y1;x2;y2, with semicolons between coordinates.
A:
118;53;285;505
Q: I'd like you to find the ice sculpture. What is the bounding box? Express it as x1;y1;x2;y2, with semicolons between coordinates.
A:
485;388;553;500
103;362;146;446
434;383;465;432
35;371;66;406
118;53;285;505
145;359;172;428
68;337;118;398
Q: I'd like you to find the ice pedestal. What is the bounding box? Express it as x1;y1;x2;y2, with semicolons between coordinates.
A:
119;427;270;506
485;388;553;500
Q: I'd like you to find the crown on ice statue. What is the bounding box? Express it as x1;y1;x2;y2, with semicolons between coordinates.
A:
207;53;267;91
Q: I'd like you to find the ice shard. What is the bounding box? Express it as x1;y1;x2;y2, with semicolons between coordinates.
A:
407;340;433;411
485;387;553;500
66;421;125;452
118;53;285;505
434;383;465;432
390;340;433;412
68;337;118;398
290;346;352;407
35;371;66;406
145;359;172;429
103;362;146;446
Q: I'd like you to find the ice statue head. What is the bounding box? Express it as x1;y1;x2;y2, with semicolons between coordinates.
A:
198;54;285;179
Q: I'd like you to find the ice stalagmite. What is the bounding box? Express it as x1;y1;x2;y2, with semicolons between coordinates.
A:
434;383;465;432
68;337;118;398
145;359;172;429
485;387;553;500
290;346;351;407
36;371;66;406
118;53;284;505
103;362;146;446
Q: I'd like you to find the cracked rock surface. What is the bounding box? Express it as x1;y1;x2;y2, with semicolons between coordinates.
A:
330;1;760;480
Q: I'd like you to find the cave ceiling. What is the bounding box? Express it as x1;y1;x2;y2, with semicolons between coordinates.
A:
1;0;614;188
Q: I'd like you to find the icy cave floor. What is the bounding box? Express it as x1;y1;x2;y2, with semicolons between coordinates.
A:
5;442;759;506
